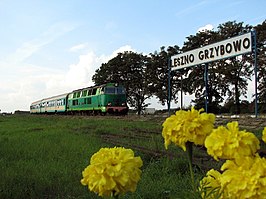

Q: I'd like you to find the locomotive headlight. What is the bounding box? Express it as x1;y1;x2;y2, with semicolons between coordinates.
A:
121;102;126;106
107;102;112;106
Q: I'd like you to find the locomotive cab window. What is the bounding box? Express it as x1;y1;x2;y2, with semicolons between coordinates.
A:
117;87;125;94
104;87;125;94
104;87;115;94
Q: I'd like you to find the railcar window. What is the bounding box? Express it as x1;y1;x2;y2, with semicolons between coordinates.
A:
82;90;88;97
73;92;81;98
57;99;64;106
92;88;97;95
85;98;91;104
73;100;78;106
88;89;92;96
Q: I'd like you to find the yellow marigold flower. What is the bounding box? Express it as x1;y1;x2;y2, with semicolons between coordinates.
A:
220;155;266;199
162;107;215;150
81;147;143;197
262;127;266;143
199;169;224;199
205;121;260;160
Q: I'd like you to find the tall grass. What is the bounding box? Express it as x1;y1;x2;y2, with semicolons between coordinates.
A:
0;115;213;199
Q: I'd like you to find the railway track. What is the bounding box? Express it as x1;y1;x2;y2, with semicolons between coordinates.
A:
98;128;219;172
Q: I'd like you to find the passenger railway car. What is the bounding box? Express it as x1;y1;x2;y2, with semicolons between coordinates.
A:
30;83;128;115
30;100;42;114
41;93;68;113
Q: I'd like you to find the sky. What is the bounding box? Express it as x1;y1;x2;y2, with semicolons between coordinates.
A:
0;0;265;113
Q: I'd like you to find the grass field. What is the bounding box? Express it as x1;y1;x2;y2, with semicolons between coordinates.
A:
0;114;263;199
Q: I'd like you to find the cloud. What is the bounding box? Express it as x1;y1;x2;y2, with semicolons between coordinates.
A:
109;45;135;58
64;45;135;89
175;1;209;17
64;51;98;89
197;24;214;32
0;21;80;112
69;43;88;52
7;22;78;63
0;45;135;112
246;76;256;100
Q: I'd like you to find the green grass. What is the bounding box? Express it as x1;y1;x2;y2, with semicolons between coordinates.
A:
2;114;258;199
0;115;196;199
0;115;105;198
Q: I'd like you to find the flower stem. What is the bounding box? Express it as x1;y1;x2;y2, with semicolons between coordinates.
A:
186;141;195;191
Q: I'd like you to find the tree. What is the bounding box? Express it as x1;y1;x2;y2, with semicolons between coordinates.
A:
92;51;151;114
255;20;266;104
217;21;253;114
147;46;181;110
182;29;226;112
181;21;254;114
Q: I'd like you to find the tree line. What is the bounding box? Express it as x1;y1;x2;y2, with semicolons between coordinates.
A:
92;20;266;115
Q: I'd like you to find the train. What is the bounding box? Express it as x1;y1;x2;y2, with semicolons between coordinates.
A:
30;83;128;115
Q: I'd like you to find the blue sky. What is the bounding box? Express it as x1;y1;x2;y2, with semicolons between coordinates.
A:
0;0;265;112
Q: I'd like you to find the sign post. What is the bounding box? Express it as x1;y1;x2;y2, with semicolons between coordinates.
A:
204;63;208;113
169;32;256;115
252;31;258;118
180;72;183;109
168;57;171;116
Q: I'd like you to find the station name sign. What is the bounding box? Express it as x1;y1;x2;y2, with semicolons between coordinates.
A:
171;32;252;71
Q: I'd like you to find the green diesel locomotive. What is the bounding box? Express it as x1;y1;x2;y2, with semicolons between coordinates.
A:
30;83;128;115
